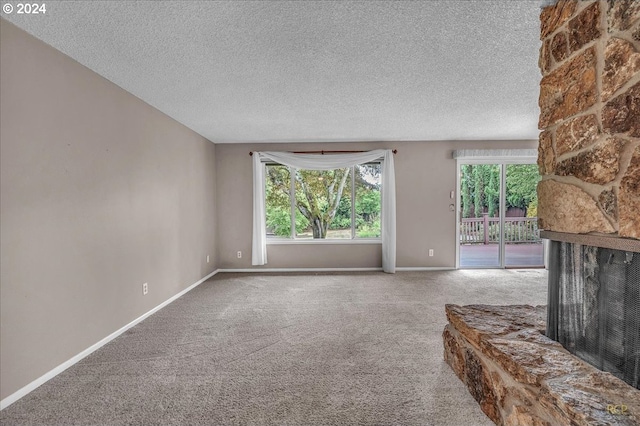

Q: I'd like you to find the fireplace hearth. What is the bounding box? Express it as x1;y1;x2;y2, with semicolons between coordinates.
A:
443;303;640;425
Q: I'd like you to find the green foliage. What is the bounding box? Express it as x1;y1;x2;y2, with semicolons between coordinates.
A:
473;166;485;218
266;206;290;236
461;165;473;218
266;205;310;237
460;163;540;218
356;186;380;219
506;165;540;210
484;165;500;217
265;163;381;239
526;200;538;218
357;220;381;238
265;165;291;208
330;197;352;230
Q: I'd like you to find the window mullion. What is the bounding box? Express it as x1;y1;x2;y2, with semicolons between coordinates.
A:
290;167;296;239
351;166;356;239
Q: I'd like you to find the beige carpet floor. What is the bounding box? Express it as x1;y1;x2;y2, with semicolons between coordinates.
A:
0;269;548;425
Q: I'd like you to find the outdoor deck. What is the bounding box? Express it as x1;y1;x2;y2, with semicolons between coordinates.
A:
460;243;544;268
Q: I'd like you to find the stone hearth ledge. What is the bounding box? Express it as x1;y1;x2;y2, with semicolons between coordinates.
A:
443;304;640;426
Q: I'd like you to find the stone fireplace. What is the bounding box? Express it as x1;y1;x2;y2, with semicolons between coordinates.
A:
537;0;639;239
537;0;640;392
444;1;640;424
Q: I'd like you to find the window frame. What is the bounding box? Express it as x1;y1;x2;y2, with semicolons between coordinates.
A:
264;161;383;244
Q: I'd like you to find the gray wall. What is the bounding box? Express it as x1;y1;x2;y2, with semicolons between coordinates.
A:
216;139;537;270
0;20;218;399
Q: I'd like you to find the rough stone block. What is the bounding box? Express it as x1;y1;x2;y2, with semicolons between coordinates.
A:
543;373;640;426
603;37;640;102
443;304;640;426
538;130;555;175
464;348;500;424
619;145;640;238
445;304;546;348
505;406;551;426
554;137;623;185
442;326;465;381
483;337;582;386
555;114;599;157
537;179;615;234
541;1;577;40
539;39;552;75
607;0;640;33
598;188;618;220
602;82;640;137
568;2;601;52
539;47;597;128
551;32;570;62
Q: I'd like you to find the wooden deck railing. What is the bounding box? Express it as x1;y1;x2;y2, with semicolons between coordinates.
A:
460;214;540;244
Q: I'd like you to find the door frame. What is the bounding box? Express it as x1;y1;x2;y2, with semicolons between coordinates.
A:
454;150;538;269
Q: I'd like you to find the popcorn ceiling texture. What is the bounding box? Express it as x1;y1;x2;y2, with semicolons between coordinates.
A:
537;0;640;239
2;1;541;143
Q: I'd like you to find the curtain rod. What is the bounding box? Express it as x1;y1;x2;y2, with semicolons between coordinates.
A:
249;149;397;156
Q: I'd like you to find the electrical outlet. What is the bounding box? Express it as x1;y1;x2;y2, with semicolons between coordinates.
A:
207;255;210;263
429;249;434;257
142;282;148;295
237;251;242;259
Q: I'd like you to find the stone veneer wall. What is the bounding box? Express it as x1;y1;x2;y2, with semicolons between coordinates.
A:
537;0;640;239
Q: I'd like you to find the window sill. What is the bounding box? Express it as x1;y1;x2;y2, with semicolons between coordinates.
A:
266;238;382;245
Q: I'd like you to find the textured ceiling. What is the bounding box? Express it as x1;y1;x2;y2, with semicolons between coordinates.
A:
2;1;542;143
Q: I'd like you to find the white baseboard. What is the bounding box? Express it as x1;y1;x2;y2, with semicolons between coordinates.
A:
219;267;383;273
219;267;455;273
395;267;455;271
0;269;220;410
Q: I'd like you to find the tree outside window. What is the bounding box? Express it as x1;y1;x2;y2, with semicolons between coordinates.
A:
460;164;539;218
265;163;381;239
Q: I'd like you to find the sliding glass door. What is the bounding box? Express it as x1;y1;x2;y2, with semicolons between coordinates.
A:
458;161;543;269
504;164;543;267
459;164;502;267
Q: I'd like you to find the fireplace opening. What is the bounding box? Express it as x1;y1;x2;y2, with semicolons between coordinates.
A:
546;239;640;390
